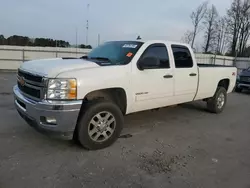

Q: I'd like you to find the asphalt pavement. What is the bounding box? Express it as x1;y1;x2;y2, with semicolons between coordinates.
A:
0;72;250;188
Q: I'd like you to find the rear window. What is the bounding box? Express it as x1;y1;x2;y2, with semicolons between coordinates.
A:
171;45;193;68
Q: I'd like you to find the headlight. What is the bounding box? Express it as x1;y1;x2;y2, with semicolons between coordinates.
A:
47;79;77;100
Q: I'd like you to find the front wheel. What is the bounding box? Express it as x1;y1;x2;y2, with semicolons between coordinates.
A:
77;100;124;150
207;87;227;114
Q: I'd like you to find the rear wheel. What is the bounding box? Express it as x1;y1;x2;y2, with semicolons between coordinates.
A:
77;100;124;150
207;87;227;114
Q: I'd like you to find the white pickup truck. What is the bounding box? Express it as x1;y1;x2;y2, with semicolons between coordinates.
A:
13;40;237;150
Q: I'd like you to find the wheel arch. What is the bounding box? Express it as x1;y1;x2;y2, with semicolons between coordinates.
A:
79;87;127;116
217;78;230;92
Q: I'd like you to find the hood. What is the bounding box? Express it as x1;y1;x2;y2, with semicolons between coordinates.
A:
240;69;250;77
19;58;100;77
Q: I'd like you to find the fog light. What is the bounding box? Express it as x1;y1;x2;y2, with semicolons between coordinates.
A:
41;116;57;125
46;117;57;125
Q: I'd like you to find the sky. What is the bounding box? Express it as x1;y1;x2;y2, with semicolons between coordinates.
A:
0;0;232;47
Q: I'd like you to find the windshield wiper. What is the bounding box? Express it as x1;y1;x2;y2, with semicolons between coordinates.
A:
80;56;115;66
89;57;112;62
80;55;89;59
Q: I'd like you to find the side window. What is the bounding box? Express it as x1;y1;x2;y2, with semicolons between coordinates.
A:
141;45;170;69
171;45;193;68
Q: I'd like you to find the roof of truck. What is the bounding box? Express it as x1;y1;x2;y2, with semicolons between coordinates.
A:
145;40;190;46
112;40;191;47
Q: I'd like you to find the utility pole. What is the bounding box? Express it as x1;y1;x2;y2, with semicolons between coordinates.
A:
76;27;78;56
98;34;100;46
55;40;58;57
86;3;90;46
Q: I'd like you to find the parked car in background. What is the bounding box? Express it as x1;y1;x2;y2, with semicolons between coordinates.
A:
235;67;250;92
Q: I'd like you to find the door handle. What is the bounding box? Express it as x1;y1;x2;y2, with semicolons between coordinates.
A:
163;75;173;79
189;73;197;76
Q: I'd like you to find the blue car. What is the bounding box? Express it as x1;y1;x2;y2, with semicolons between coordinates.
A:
235;67;250;92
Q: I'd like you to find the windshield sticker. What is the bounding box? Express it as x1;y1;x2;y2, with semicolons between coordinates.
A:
126;52;133;57
122;44;138;48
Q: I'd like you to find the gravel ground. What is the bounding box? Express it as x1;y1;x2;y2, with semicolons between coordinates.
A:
0;72;250;188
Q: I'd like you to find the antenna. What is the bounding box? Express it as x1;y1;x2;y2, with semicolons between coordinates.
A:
86;3;90;45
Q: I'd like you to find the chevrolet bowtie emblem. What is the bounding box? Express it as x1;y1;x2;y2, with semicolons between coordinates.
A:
19;76;25;86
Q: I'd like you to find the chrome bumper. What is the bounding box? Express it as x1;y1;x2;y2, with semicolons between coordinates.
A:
237;83;250;89
13;85;82;139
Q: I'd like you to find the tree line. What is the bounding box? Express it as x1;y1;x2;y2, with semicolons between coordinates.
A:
182;0;250;57
0;35;92;49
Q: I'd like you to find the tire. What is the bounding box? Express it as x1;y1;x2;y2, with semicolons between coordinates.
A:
207;87;227;114
235;87;242;93
77;100;124;150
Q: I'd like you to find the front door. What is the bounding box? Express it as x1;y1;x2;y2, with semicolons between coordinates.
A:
132;43;174;112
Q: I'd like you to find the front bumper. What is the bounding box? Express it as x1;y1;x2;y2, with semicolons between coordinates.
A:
236;82;250;90
13;85;82;139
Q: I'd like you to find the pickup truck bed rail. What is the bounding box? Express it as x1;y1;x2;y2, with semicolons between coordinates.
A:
197;63;235;68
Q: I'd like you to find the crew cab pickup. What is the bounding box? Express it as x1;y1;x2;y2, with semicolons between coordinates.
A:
13;40;237;150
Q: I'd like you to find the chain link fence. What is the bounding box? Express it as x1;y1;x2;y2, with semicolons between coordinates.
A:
0;46;91;70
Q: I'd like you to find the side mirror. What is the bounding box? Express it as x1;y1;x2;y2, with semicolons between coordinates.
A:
138;57;159;70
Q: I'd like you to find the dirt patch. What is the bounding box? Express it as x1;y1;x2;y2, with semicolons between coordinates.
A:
0;92;12;96
119;134;133;139
138;149;188;175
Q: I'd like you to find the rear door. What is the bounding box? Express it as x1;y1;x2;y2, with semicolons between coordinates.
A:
132;43;174;112
171;45;198;103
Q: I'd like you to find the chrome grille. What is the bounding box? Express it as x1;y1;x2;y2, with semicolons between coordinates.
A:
17;69;45;100
18;69;43;83
240;76;250;83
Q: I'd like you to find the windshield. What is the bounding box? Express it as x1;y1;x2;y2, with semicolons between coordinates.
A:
87;41;143;65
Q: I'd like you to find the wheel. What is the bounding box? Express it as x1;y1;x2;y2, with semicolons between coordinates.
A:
207;87;227;114
77;100;124;150
235;86;242;93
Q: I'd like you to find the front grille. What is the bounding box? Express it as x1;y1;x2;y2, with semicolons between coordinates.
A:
239;81;250;85
240;76;250;83
17;69;45;100
18;82;41;98
18;69;43;83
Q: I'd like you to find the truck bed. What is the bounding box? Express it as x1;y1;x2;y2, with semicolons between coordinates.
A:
194;65;237;101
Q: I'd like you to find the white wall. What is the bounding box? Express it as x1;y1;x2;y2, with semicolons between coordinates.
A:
0;45;91;70
1;45;250;72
